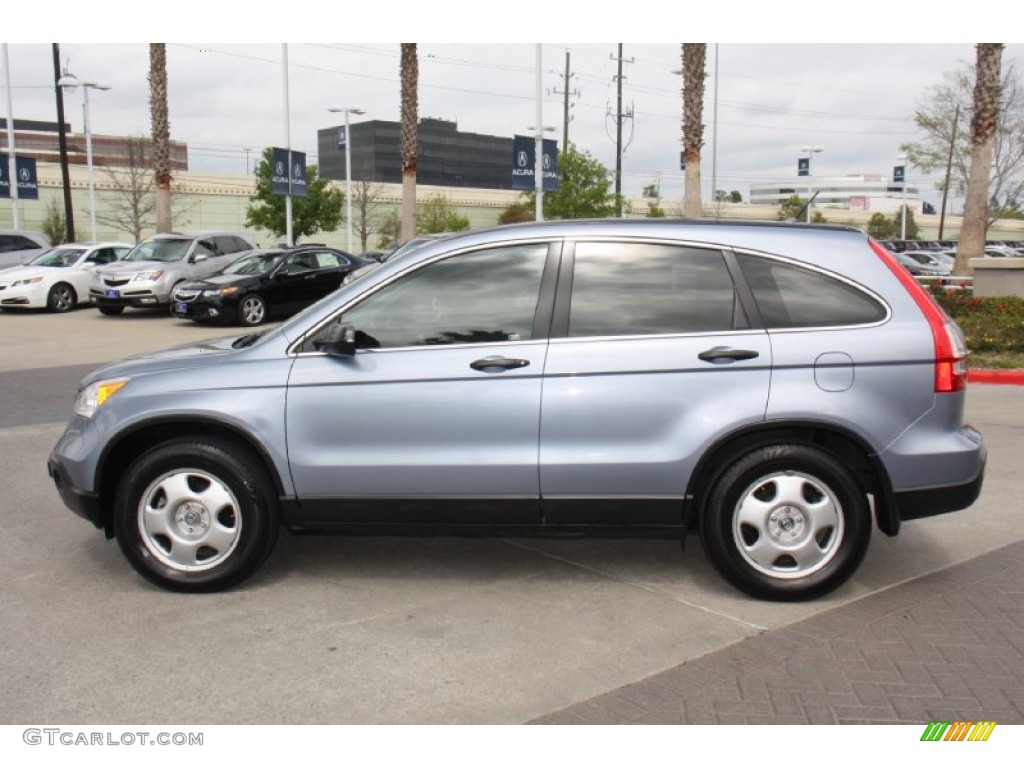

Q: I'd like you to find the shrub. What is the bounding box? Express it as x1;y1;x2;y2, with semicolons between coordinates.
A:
930;285;1024;353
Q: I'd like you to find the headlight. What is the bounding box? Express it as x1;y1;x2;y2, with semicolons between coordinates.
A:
73;378;130;418
12;276;43;287
202;286;241;297
133;270;165;282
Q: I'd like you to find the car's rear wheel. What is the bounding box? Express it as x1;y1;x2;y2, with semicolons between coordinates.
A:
98;305;124;316
113;437;279;592
47;283;76;313
701;443;871;601
238;293;267;326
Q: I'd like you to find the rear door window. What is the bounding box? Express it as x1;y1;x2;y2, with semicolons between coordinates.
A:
568;242;745;337
735;253;887;328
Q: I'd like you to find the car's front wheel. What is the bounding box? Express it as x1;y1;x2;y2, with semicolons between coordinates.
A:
238;293;267;326
701;443;871;601
47;283;76;313
113;437;279;592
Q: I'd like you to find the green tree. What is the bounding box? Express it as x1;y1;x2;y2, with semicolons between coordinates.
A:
41;199;67;245
377;208;401;248
728;190;743;203
417;193;470;234
245;148;344;242
523;145;616;219
646;203;666;217
777;194;827;224
902;53;1023;230
498;201;533;225
895;206;921;239
866;212;895;239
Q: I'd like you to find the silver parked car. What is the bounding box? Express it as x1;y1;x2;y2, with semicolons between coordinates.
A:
48;220;986;600
89;231;257;314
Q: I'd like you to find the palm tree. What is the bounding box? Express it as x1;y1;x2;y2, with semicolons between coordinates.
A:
149;43;172;233
400;43;418;241
682;43;706;218
955;43;1004;276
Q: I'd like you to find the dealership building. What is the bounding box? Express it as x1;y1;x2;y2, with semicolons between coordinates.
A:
749;173;928;214
317;118;516;190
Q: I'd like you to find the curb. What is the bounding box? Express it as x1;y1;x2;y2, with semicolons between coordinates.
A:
968;368;1024;386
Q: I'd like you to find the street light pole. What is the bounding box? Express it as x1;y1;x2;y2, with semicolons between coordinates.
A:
800;145;824;223
328;107;366;253
58;73;110;241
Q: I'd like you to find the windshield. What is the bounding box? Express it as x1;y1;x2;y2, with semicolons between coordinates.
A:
224;252;285;276
27;247;86;268
124;239;191;263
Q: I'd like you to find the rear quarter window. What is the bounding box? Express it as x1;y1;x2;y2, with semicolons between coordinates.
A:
736;253;887;328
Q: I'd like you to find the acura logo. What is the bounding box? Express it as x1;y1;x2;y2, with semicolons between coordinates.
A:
517;151;528;168
542;154;551;170
275;161;284;175
293;163;303;178
19;167;31;182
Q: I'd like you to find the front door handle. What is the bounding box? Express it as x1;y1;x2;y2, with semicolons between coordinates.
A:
698;346;759;362
470;357;530;372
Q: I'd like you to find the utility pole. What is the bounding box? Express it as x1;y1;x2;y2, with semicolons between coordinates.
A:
609;44;634;217
549;51;579;151
52;43;75;242
939;104;959;241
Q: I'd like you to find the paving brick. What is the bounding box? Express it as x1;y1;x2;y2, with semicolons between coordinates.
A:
531;542;1024;727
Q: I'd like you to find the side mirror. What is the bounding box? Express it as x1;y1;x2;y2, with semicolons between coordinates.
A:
313;322;357;357
193;254;208;264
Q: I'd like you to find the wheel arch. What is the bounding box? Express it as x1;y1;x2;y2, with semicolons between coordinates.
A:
94;417;289;537
684;420;899;537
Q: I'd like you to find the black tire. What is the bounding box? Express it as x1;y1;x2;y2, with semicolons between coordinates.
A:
700;443;871;601
238;293;267;326
47;283;76;313
98;305;124;316
113;437;279;592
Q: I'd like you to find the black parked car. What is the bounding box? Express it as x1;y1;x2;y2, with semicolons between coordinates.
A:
170;246;370;326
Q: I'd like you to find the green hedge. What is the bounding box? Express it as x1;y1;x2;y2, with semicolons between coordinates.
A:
930;286;1024;353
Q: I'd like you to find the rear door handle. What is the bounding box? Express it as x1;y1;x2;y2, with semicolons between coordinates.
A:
470;357;530;372
698;347;759;362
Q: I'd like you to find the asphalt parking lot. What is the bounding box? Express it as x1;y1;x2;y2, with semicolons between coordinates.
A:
1;306;1021;725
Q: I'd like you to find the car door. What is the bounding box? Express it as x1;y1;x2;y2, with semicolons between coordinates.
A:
270;252;325;314
285;241;557;526
538;240;773;525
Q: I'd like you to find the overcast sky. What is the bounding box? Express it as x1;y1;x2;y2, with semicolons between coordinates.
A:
4;8;1018;209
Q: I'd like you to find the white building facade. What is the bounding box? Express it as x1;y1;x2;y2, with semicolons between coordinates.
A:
750;173;924;213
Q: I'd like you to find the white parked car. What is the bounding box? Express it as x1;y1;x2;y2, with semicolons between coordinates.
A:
0;242;132;313
0;230;52;270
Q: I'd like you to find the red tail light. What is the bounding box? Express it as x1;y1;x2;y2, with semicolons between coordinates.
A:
869;239;968;392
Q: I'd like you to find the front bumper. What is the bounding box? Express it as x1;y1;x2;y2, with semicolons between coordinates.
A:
0;282;48;307
47;452;106;531
90;282;171;308
170;297;238;323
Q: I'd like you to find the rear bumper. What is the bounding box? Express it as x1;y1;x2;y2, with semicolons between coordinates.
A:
893;453;986;522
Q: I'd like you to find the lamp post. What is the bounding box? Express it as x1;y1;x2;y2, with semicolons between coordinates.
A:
800;145;824;222
897;155;908;240
327;107;365;253
58;73;110;241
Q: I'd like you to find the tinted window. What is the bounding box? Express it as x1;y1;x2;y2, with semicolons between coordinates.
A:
0;235;39;252
214;235;242;254
125;239;190;262
569;242;744;337
736;253;886;328
339;244;548;348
